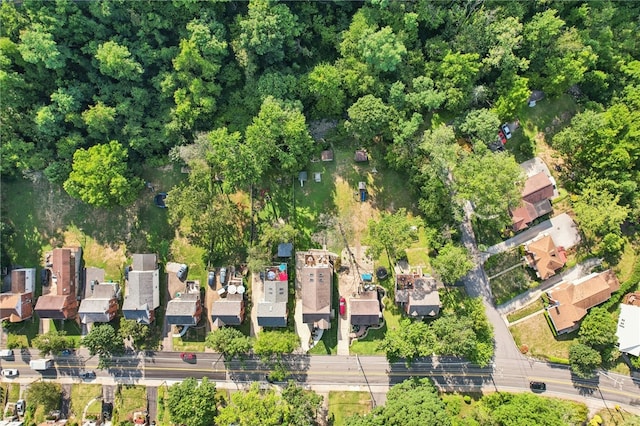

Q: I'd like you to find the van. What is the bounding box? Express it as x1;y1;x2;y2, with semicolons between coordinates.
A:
0;349;14;358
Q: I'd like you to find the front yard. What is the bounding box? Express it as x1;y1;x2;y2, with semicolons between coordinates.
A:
509;312;576;362
328;391;372;425
485;250;537;305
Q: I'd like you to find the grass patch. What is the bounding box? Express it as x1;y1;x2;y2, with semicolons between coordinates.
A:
328;391;372;425
172;324;207;352
509;312;577;361
506;299;545;323
50;319;83;346
615;240;638;282
593;408;640;425
484;250;523;276
350;306;402;355
70;384;102;419
157;386;170;426
7;383;20;402
114;385;147;424
490;265;536;305
4;315;40;347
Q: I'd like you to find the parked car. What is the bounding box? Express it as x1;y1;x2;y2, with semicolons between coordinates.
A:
501;123;512;139
0;349;14;358
498;130;507;145
530;381;546;391
61;348;74;356
1;369;18;378
176;264;188;281
339;296;346;316
16;400;25;417
180;352;196;362
41;268;51;286
208;271;216;289
102;402;113;420
219;267;227;285
79;370;96;380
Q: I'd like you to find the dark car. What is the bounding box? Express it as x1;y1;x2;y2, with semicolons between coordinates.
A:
154;192;168;208
41;268;51;286
102;402;113;421
208;271;216;289
176;264;188;281
80;370;96;380
530;381;546;391
61;348;74;356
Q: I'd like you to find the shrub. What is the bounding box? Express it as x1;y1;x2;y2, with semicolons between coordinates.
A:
463;395;472;404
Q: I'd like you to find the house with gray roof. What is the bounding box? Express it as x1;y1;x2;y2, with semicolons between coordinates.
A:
395;268;441;319
166;281;202;326
297;250;334;330
122;254;160;324
211;293;244;327
78;282;119;324
257;266;289;328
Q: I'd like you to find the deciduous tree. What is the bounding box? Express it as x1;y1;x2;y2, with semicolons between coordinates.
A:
378;319;436;364
215;382;291;426
346;95;393;144
26;382;62;414
365;208;421;266
253;331;299;360
63;140;142;207
168;377;218;426
569;343;601;378
431;243;473;285
81;324;125;368
32;330;73;356
205;327;252;360
578;307;617;349
95;40;143;80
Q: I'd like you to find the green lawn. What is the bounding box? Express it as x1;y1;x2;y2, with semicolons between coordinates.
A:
350;306;402;355
506;299;545;323
50;319;83;346
114;385;147;424
510;312;577;362
490;265;537;306
328;391;372;425
7;383;20;403
70;384;103;419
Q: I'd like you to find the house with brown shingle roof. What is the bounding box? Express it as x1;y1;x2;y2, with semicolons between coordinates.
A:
511;172;555;231
297;249;335;330
0;268;35;323
524;235;567;280
350;290;381;326
35;247;82;320
166;280;202;326
546;269;620;335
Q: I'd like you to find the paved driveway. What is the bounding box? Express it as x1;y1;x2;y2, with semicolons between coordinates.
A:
485;213;581;258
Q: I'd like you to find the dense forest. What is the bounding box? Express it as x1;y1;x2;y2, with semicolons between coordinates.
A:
2;0;638;231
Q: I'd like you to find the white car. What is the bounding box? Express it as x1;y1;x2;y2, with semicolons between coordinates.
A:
16;400;25;416
501;123;512;139
1;368;19;377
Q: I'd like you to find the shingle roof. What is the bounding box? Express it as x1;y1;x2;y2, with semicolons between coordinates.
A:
522;172;554;203
211;293;243;325
526;235;567;280
350;291;381;326
166;293;200;325
546;269;620;333
406;277;441;317
123;270;160;311
132;254;157;271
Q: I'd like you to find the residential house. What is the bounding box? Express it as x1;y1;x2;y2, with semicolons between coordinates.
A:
0;268;35;323
211;293;245;327
78;282;119;324
511;172;555;231
524;235;567;280
616;303;640;357
122;254;160;324
546;269;620;335
166;281;202;327
298;250;335;330
350;290;381;326
395;271;441;318
257;265;289;328
35;247;82;320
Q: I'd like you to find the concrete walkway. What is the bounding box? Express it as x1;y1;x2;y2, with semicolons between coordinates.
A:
249;272;263;337
294;300;311;352
496;257;602;315
484;213;581;259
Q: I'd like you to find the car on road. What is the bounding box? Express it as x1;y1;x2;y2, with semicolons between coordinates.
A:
501;123;512;139
16;400;25;417
339;296;346;316
79;370;96;380
530;381;546;391
208;270;216;289
1;369;18;378
176;264;188;281
180;352;196;362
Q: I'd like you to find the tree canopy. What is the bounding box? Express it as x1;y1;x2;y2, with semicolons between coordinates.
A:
168;378;218;426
